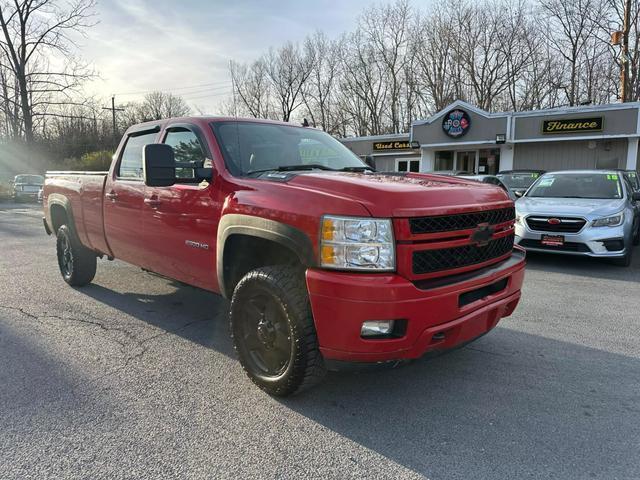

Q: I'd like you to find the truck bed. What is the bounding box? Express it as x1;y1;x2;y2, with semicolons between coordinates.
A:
44;171;110;255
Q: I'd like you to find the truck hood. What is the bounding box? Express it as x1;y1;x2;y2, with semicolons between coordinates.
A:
516;196;626;219
286;172;512;217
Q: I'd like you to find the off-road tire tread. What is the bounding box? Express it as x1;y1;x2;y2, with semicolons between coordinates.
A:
230;265;326;396
56;225;97;286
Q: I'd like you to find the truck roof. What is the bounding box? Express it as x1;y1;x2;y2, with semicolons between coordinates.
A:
125;116;299;134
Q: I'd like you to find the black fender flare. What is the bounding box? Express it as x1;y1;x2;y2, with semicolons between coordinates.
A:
46;194;78;237
216;214;316;298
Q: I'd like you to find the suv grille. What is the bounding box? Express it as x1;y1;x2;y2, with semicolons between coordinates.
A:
525;217;586;233
409;207;515;234
413;234;514;274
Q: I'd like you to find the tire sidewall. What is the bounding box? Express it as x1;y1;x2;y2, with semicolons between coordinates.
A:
56;225;75;284
230;266;318;396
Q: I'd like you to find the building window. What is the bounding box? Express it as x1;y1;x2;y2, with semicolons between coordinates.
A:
397;158;420;172
435;151;454;171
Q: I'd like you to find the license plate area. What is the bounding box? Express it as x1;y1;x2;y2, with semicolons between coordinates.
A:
541;234;564;246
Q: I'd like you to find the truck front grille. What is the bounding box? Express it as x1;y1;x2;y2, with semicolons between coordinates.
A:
412;234;515;274
525;216;586;233
409;207;515;234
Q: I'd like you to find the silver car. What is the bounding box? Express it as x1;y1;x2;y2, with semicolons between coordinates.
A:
515;170;640;266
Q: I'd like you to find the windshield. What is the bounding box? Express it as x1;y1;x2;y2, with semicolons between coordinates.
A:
624;171;639;190
497;172;541;189
15;175;44;185
527;173;622;199
211;121;368;176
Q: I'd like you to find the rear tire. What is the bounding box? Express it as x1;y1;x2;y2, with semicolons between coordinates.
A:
56;225;97;286
633;218;640;246
230;265;326;396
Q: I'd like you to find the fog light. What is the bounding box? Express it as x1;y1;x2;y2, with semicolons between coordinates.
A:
361;320;395;337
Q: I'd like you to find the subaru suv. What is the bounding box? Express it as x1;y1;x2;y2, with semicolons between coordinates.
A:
515;170;640;266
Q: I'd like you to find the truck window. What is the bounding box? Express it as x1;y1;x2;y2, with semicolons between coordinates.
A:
163;128;206;179
118;132;158;179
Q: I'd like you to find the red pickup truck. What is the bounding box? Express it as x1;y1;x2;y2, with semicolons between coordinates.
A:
43;117;525;396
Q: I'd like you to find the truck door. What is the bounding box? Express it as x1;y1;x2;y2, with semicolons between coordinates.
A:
103;129;159;267
141;124;219;290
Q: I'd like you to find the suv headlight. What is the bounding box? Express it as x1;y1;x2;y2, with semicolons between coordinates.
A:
592;213;624;227
320;215;395;271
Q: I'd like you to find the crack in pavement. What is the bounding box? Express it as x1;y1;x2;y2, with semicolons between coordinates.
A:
0;303;212;391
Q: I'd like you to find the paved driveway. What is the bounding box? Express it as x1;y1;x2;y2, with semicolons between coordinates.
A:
1;203;639;479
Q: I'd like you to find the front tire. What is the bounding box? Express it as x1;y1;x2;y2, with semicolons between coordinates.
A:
230;265;326;396
56;225;97;286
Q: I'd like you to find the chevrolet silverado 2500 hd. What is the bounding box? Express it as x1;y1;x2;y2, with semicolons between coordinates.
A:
43;117;526;396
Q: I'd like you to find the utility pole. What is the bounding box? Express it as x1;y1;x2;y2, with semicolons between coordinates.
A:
614;0;633;102
102;96;125;143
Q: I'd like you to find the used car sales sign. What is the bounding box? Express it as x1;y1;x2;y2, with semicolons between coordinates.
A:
542;117;603;134
373;141;412;151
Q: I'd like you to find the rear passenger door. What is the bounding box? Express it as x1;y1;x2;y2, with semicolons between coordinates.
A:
103;129;159;267
141;125;219;290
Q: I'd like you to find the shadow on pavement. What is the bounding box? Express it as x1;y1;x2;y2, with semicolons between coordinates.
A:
78;281;235;359
281;327;640;480
524;249;640;282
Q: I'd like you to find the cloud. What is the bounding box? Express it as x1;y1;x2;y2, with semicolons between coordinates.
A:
79;0;381;112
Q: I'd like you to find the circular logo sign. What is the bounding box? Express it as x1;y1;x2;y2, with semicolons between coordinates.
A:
442;109;471;138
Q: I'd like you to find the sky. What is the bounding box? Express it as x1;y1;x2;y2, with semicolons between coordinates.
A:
80;0;383;114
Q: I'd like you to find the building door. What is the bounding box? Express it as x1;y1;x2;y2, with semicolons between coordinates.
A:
455;151;476;173
479;149;501;175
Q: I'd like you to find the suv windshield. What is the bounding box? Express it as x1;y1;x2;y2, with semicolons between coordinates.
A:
527;173;622;199
15;175;44;185
497;172;541;189
211;121;368;176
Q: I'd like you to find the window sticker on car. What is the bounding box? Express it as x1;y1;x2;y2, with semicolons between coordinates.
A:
532;173;539;178
606;174;618;181
538;178;555;187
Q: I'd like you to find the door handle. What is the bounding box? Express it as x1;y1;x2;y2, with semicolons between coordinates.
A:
144;196;161;208
105;191;118;201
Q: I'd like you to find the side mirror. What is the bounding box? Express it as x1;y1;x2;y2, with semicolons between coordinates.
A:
514;189;525;198
143;144;176;187
632;191;640;201
364;155;376;171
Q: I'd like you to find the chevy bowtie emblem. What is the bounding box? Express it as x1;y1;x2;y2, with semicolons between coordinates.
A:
471;223;494;247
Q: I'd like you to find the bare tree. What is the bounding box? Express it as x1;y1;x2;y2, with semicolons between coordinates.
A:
265;42;314;122
301;31;342;132
139;91;191;121
0;0;96;144
230;58;274;118
540;0;607;105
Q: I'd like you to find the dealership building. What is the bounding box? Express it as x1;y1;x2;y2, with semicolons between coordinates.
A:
340;100;640;175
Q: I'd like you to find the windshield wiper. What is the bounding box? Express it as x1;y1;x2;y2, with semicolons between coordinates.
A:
339;166;374;172
246;164;338;175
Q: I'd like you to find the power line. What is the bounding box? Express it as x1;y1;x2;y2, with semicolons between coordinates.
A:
182;91;234;102
115;81;232;97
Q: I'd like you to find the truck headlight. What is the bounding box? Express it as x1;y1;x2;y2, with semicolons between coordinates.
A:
592;213;624;227
320;216;395;271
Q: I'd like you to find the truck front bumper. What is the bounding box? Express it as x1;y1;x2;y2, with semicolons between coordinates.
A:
306;249;526;363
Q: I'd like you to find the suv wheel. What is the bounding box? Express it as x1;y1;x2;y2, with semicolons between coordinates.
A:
230;265;326;396
633;218;640;246
56;225;97;286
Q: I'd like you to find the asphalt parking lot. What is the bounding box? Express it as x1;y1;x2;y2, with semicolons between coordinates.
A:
1;202;639;480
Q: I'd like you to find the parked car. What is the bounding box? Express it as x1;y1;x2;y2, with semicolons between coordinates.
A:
43;116;525;396
497;170;546;197
515;170;640;266
457;174;516;200
617;169;639;192
37;187;44;203
12;174;45;202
